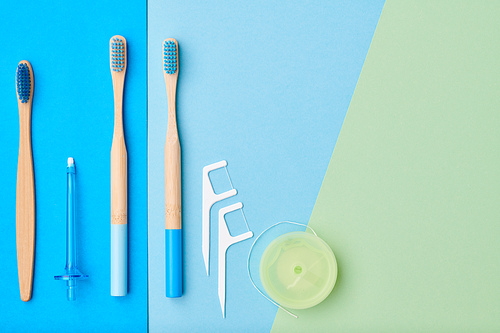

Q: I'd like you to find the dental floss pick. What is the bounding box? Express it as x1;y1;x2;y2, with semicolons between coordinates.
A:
202;160;237;275
218;203;253;318
203;160;254;318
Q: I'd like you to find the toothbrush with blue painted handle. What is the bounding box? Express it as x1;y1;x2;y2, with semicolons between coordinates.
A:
163;38;182;297
110;35;128;296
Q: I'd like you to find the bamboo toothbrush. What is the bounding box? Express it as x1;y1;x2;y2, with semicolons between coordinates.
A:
163;38;182;298
16;60;35;302
110;35;128;296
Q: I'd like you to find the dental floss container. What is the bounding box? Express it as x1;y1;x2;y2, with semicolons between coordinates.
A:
248;222;338;317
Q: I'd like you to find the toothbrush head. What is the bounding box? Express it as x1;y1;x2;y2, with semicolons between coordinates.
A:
163;38;178;75
16;61;33;104
110;35;127;73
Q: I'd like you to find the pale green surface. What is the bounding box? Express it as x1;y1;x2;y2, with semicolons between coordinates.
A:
272;1;500;331
260;232;337;309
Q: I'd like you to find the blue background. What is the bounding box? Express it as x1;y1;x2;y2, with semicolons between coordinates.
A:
0;1;147;331
148;0;384;331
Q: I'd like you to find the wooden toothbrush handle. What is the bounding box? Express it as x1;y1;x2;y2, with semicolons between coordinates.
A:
111;135;128;225
165;136;181;229
16;112;35;302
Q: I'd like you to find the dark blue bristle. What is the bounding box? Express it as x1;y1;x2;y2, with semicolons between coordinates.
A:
16;63;31;103
163;40;177;74
111;38;125;72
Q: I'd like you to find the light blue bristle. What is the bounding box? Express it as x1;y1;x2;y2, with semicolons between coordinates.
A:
16;63;31;103
111;37;125;72
163;40;177;74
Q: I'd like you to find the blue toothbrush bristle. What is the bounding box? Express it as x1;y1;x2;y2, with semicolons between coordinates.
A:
163;40;177;74
111;37;125;72
16;63;31;103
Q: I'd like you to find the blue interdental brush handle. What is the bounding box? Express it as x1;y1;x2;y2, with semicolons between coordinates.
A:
55;158;88;300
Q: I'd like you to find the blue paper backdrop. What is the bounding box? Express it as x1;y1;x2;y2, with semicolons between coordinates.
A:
147;0;384;331
0;1;147;331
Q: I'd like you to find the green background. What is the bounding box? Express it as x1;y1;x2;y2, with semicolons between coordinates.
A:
273;1;500;331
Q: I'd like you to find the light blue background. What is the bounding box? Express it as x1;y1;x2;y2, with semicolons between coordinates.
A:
0;1;147;331
148;1;384;331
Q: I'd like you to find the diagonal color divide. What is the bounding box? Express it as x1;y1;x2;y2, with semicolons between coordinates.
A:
272;0;500;331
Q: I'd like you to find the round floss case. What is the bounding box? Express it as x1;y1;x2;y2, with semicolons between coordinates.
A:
259;231;337;309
